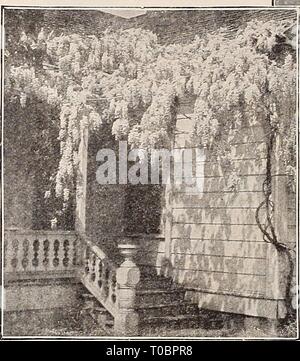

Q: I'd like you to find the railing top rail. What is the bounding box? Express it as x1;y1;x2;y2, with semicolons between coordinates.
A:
4;229;76;236
81;235;117;270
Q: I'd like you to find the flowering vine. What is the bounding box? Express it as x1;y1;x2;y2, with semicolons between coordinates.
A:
6;17;297;318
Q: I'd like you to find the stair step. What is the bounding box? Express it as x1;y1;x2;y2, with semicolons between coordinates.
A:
141;314;200;330
138;276;173;290
136;288;186;306
80;275;200;334
139;265;158;277
137;302;199;319
137;301;188;309
137;288;186;295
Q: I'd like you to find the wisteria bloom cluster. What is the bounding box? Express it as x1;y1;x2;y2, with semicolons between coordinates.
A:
6;20;297;198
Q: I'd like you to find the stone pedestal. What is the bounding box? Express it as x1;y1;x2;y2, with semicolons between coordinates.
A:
114;241;140;336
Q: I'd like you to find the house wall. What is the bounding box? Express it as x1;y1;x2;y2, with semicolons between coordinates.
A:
160;98;296;319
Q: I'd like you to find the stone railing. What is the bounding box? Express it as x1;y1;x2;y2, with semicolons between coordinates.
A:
4;229;80;282
80;235;141;335
5;229;142;335
81;236;118;316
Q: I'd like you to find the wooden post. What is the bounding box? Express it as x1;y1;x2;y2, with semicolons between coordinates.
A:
75;125;89;235
114;242;140;336
163;97;195;275
265;135;290;318
272;135;289;252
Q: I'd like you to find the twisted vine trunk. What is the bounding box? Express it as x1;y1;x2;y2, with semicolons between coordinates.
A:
255;129;294;320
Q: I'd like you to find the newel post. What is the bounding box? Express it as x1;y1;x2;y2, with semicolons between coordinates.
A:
114;241;140;336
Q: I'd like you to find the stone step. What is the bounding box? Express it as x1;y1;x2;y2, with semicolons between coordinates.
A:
80;276;200;335
136;288;186;306
137;301;199;319
138;265;158;277
137;276;173;290
140;313;200;331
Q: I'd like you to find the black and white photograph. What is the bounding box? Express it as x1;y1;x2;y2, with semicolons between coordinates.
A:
0;2;299;341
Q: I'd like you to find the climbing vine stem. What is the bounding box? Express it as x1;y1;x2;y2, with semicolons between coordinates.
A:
255;120;295;320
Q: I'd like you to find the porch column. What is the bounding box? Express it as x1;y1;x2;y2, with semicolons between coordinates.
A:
75;125;89;234
265;134;293;319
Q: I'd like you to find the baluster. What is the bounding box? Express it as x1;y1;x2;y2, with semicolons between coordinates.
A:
47;237;55;271
104;266;110;298
42;239;50;269
94;257;101;286
53;239;60;268
33;237;45;271
21;238;30;271
17;236;26;272
11;238;19;272
38;237;45;271
68;238;75;269
84;246;90;275
26;236;35;272
101;262;107;297
57;238;65;270
63;239;70;268
111;272;117;304
87;251;93;278
90;253;96;282
32;239;40;269
98;260;103;289
108;271;113;302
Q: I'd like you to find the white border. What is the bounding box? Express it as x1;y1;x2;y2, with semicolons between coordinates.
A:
0;5;299;341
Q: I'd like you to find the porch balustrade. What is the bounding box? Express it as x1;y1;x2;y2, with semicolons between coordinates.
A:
4;229;79;281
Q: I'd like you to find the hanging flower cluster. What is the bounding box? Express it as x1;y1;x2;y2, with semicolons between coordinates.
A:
6;19;297;195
